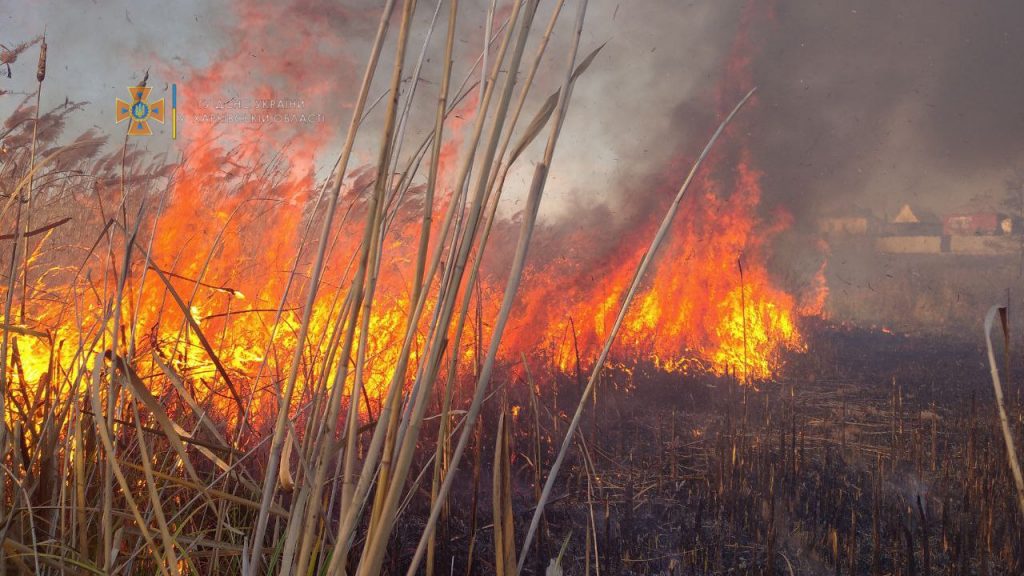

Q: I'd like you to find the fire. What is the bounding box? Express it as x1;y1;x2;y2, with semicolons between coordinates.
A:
499;147;806;381
5;0;825;432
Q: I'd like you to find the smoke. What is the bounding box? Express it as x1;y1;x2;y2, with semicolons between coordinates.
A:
751;0;1024;219
7;0;1023;214
531;0;1024;229
729;0;1024;334
7;0;1023;335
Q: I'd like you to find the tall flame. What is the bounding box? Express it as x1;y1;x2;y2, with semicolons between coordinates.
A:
8;0;825;429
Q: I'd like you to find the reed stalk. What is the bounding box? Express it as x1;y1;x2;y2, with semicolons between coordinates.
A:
245;0;397;570
356;2;542;572
0;37;47;553
286;0;427;570
407;3;589;573
983;305;1024;518
324;2;528;569
424;3;569;570
517;86;756;571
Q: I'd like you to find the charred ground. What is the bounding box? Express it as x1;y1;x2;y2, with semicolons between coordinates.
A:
389;323;1022;575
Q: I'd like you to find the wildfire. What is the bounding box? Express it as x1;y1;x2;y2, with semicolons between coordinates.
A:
6;0;825;432
499;147;807;381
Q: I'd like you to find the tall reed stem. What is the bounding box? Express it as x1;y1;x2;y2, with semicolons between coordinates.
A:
517;86;757;571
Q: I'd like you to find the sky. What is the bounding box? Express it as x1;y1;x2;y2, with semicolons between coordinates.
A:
3;0;1024;225
0;0;727;222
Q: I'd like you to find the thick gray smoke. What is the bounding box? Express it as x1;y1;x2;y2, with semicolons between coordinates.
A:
6;1;1022;215
751;0;1024;220
5;0;1024;334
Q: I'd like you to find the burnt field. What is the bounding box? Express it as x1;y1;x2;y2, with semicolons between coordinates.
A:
5;1;1024;574
403;324;1023;575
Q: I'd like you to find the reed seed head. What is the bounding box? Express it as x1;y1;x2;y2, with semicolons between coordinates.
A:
35;38;46;83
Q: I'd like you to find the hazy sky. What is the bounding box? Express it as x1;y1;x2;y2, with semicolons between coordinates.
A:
2;0;735;222
3;0;1024;224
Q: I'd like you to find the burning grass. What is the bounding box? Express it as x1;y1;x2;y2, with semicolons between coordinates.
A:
0;1;844;574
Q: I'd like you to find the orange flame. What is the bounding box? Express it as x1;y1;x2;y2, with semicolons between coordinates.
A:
8;0;826;431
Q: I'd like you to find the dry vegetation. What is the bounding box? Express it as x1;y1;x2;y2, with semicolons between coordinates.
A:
1;2;1022;576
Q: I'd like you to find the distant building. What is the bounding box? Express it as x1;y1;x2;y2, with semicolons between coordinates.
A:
887;204;942;236
819;216;871;235
949;235;1018;255
943;212;1012;236
892;204;921;224
829;201;1022;254
876;235;943;254
818;207;877;235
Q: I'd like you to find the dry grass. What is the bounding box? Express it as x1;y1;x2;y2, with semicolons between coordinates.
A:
0;2;856;575
0;1;614;574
